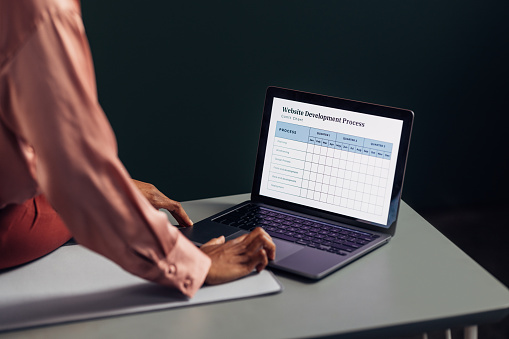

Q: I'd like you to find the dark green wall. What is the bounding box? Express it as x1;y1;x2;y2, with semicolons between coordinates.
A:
82;1;509;212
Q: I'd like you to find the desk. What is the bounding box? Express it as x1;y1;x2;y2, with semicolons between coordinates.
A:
1;194;508;339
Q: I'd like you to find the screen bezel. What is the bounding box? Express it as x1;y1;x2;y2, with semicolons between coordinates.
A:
251;87;414;236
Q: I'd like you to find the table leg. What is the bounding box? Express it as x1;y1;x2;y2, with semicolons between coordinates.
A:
464;325;478;339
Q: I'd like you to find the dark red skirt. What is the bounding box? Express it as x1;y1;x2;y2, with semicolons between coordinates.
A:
0;195;72;269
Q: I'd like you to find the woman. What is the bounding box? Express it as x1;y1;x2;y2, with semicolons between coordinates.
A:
0;0;274;297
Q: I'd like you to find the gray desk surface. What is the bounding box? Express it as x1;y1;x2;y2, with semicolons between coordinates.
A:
2;193;508;339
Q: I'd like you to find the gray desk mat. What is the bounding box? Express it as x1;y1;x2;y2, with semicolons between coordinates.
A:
0;245;282;332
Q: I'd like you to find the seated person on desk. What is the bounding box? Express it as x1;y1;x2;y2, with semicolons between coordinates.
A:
0;0;275;298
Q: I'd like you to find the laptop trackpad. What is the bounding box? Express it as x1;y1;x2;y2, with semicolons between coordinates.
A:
273;239;304;262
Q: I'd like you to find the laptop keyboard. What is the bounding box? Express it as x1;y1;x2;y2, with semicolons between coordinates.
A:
213;204;379;256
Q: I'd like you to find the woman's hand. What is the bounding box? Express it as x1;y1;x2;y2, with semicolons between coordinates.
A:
132;179;193;227
200;227;276;285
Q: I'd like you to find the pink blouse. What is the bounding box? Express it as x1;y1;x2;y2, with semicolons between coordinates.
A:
0;0;210;297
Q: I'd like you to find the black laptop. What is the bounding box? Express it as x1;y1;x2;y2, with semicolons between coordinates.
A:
181;87;413;279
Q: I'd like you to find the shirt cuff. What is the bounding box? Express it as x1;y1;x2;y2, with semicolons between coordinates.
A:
154;230;211;298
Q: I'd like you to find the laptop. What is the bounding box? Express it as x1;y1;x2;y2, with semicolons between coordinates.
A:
180;86;414;279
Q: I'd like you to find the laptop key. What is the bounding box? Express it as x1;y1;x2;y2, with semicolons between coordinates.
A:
358;235;374;242
266;230;298;243
239;223;255;230
344;241;360;249
318;244;331;251
329;248;347;256
220;219;237;225
332;243;354;252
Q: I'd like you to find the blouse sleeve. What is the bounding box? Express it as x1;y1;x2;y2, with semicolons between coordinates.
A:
1;6;210;297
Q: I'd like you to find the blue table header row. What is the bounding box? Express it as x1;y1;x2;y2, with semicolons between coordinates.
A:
275;121;392;159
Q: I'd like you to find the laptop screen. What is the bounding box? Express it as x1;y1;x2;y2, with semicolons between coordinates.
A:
256;88;412;230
